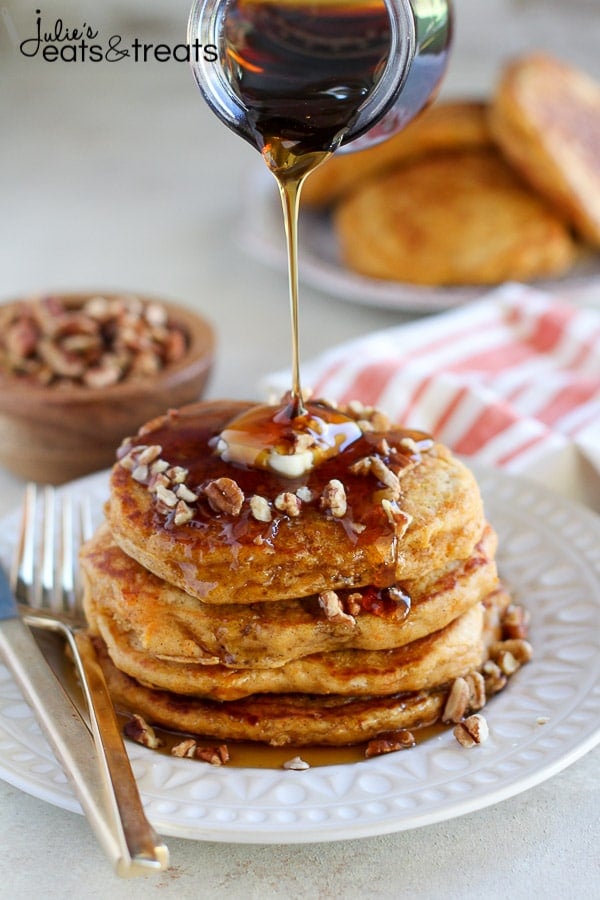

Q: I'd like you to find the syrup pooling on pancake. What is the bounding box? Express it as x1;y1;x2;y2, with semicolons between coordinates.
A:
112;399;440;603
213;398;363;477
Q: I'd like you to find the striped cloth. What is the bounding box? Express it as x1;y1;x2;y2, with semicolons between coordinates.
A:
263;284;600;474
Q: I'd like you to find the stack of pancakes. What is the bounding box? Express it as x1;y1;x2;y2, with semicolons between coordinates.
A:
303;53;600;286
81;398;511;747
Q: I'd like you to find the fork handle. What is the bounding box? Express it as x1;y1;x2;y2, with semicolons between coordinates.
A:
0;618;149;875
71;630;170;875
10;612;169;878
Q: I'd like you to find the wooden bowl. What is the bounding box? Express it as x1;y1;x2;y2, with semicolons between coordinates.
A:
0;292;215;484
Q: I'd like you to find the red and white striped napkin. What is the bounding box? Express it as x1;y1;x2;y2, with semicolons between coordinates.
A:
263;284;600;489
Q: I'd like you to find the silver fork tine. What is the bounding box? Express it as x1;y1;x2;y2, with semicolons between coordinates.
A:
60;490;75;613
73;494;93;617
12;482;36;604
40;485;57;611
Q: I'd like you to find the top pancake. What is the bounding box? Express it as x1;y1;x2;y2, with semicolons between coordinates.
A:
489;53;600;246
106;400;486;604
301;99;492;208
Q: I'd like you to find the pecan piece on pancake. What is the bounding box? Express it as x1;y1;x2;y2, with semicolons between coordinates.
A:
203;477;244;515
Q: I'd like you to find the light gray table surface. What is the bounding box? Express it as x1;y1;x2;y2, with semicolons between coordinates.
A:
0;1;599;897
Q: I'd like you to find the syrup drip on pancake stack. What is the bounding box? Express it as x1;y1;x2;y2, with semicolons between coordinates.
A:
81;398;530;750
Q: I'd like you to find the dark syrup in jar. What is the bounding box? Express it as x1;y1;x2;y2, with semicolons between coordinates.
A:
222;0;393;159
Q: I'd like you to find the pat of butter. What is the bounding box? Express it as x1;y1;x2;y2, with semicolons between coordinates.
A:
216;433;314;478
214;401;363;479
267;448;313;477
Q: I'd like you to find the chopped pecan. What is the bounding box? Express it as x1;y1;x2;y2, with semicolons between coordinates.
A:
365;730;415;758
148;472;171;493
145;301;168;327
250;494;272;522
442;676;470;724
155;483;179;509
369;457;400;494
166;465;188;483
346;593;363;616
171;739;198;758
5;317;39;359
130;349;162;376
174;483;199;503
131;464;149;483
320;479;347;518
82;355;123;388
164;328;187;363
195;744;230;765
345;399;371;418
399;436;424;453
489;638;533;675
482;660;507;696
173;500;194;525
453;714;489;748
501;604;531;640
464;671;486;711
204;477;244;515
123;714;163;749
38;338;85;379
318;589;356;625
282;756;310;770
357;418;375;432
348;456;373;476
370;410;391;432
137;444;162;465
275;491;302;517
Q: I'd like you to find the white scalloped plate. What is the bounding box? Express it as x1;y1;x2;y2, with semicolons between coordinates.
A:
0;468;599;843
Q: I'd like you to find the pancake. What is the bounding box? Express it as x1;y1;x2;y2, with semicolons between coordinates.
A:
95;637;450;747
106;400;486;605
301;99;492;208
81;522;498;668
94;639;450;746
90;585;511;746
333;147;578;286
86;601;485;701
489;53;600;246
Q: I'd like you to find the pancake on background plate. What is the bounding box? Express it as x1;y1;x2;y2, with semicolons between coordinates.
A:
333;147;577;286
489;52;600;247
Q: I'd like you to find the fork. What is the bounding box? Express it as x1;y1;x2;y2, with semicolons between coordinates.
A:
13;483;170;877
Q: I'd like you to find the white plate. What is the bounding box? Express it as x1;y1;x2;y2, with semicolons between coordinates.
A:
238;172;600;313
0;467;599;843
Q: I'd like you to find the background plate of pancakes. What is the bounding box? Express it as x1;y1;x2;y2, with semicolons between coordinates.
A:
238;168;600;314
238;54;600;312
0;465;598;843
